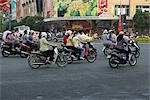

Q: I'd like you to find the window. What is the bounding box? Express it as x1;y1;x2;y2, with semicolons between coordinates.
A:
115;5;130;16
136;5;150;12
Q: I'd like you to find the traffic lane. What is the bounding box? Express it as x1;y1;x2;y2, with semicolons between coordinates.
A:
0;43;149;100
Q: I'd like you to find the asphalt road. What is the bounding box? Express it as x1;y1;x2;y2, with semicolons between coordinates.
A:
0;43;150;100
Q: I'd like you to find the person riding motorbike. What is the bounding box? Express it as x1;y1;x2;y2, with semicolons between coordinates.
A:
4;31;16;51
115;31;131;60
39;32;56;64
108;29;117;47
72;31;85;60
63;30;70;45
66;30;74;48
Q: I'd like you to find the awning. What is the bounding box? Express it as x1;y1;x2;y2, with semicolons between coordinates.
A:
44;16;133;22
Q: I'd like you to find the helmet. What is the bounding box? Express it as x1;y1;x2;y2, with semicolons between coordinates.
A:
41;32;47;38
119;31;124;35
67;30;72;35
65;31;69;36
103;29;108;34
109;30;113;33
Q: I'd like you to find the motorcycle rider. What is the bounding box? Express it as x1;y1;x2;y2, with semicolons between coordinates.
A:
108;29;117;47
72;31;85;60
23;30;33;47
4;31;16;51
115;31;131;60
66;30;74;48
63;30;69;45
39;32;56;64
102;29;109;51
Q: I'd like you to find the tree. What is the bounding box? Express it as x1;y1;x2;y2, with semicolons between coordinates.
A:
19;16;44;31
133;9;150;35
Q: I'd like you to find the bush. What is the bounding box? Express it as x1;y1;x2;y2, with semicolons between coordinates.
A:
134;37;150;43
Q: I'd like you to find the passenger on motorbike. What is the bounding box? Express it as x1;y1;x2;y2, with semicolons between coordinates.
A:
63;30;70;45
39;32;56;64
72;31;85;60
108;30;117;47
66;30;74;48
4;31;16;51
115;31;131;60
23;30;33;47
102;29;109;51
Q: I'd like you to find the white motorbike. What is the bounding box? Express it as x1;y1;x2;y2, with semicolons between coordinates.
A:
28;46;68;69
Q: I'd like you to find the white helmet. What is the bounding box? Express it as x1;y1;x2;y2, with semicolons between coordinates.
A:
67;30;72;35
103;29;108;34
109;30;113;33
119;31;124;35
41;32;47;38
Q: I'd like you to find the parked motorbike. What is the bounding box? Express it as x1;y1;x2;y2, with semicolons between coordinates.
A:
28;46;68;69
107;45;137;68
62;42;97;64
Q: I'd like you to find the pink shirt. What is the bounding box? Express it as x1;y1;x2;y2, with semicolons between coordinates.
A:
5;34;14;43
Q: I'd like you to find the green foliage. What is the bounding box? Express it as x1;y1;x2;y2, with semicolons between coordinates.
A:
0;16;44;32
18;16;44;31
134;36;150;43
133;9;150;35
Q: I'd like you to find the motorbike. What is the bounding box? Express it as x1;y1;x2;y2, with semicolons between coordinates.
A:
87;42;97;56
20;42;39;58
129;40;140;58
107;44;137;68
102;44;111;56
102;43;116;56
62;42;97;64
27;46;68;69
1;42;24;57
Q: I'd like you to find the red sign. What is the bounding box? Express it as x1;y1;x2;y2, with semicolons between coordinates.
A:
0;0;7;3
98;0;108;16
0;4;10;12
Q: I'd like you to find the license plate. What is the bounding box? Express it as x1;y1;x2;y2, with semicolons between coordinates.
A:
107;55;111;58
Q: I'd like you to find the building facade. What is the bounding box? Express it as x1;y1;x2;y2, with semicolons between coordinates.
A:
16;0;37;22
43;0;150;21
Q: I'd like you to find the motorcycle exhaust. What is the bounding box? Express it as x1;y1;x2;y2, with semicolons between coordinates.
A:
21;51;29;55
4;50;10;54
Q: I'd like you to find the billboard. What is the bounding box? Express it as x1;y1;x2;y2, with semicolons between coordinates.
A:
44;0;109;18
57;0;97;17
43;0;57;18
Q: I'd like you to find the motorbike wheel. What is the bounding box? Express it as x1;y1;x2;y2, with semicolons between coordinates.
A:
54;38;58;42
66;54;73;64
129;54;137;66
86;50;96;63
103;47;109;56
109;56;118;68
28;54;41;69
135;50;140;58
20;51;28;58
1;49;9;57
56;54;68;67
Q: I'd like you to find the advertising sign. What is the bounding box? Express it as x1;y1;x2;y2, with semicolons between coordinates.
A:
0;0;10;13
98;0;108;16
57;0;97;17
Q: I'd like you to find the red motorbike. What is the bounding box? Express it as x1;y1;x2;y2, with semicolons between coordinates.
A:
20;42;39;58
